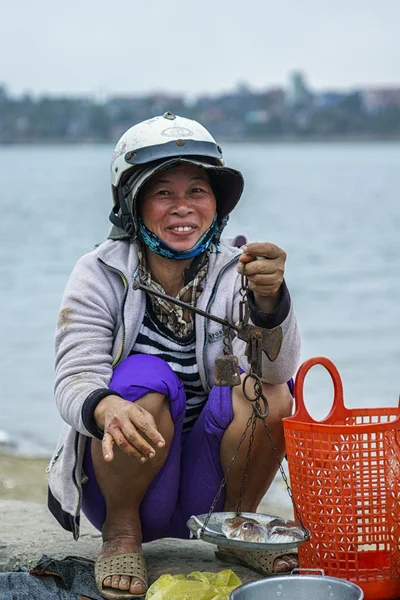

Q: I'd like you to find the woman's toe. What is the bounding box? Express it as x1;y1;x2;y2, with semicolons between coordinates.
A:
130;578;147;594
103;575;112;587
119;576;130;590
111;575;121;588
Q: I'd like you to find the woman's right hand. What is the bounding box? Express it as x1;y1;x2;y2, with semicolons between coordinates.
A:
93;394;166;463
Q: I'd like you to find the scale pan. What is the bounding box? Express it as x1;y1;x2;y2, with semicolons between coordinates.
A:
187;512;309;552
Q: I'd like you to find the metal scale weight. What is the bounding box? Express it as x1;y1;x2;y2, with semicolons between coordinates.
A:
134;272;310;553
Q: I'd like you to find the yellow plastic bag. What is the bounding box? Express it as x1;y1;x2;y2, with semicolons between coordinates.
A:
145;569;242;600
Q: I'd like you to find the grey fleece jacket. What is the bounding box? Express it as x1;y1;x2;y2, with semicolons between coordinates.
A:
47;237;301;539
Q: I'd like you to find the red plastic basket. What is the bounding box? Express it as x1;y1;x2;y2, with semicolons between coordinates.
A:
283;357;400;600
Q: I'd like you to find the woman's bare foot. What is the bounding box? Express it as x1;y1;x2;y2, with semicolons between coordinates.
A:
99;534;147;596
273;553;298;573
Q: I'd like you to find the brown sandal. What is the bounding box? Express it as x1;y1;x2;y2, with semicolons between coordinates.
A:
215;547;298;576
94;552;148;599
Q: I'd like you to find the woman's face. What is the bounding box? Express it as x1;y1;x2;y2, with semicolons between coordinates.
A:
139;164;217;251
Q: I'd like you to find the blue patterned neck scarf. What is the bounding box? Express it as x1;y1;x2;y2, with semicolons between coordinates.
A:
138;214;219;260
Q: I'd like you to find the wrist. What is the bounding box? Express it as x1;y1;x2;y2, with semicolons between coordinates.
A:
254;288;281;313
94;394;125;430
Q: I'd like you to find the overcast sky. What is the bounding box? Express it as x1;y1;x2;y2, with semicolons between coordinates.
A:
1;0;399;98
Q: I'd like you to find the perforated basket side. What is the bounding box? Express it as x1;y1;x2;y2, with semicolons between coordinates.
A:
284;416;400;595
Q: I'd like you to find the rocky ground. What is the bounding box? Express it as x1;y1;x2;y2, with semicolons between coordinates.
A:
0;499;263;583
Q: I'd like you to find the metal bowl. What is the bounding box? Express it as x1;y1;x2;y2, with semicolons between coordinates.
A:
230;573;364;600
187;512;309;551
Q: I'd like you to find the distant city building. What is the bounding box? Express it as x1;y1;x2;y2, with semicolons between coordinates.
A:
361;88;400;114
314;92;347;108
245;110;269;124
285;71;312;108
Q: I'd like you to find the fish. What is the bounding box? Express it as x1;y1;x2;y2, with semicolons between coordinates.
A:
265;517;305;544
221;516;270;543
222;515;305;544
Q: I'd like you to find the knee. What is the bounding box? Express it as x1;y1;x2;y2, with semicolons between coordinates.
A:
232;376;292;425
136;392;174;426
110;354;184;405
261;382;294;424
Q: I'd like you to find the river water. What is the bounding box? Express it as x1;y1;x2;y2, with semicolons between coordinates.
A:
0;141;399;458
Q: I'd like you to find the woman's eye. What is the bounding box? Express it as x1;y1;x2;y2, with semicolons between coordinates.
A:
157;190;170;196
191;187;204;194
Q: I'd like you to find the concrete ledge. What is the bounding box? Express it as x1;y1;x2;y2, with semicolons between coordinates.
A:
0;500;259;584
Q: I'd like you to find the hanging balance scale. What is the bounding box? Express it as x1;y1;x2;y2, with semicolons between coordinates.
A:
133;272;310;552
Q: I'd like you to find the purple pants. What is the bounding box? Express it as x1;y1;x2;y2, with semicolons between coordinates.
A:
82;354;235;542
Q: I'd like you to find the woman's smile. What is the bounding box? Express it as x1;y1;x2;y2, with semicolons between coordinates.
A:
166;223;198;240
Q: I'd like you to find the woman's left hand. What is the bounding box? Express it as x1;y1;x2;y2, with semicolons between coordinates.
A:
238;242;286;311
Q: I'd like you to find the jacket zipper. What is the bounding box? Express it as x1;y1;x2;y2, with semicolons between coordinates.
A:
97;258;129;368
72;431;81;540
202;255;240;390
45;445;64;473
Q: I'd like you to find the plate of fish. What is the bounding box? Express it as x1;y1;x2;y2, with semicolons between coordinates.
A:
187;512;310;551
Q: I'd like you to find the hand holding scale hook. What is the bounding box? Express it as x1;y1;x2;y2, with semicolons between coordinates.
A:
237;241;286;373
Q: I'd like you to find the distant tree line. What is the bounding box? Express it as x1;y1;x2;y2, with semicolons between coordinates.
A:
0;84;399;143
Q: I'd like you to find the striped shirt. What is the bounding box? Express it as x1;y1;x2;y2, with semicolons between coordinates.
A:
129;298;208;433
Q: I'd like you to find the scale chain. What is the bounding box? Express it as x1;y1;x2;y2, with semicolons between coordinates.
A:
261;418;308;535
201;373;308;537
236;273;309;532
223;326;232;355
235;368;309;536
236;411;257;514
199;413;254;535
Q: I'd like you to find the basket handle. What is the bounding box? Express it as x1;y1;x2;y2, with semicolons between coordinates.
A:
293;356;345;423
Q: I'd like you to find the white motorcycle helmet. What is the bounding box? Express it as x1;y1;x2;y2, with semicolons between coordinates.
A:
109;112;244;238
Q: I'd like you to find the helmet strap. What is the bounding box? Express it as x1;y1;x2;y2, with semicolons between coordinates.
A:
138;214;219;260
109;185;135;236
